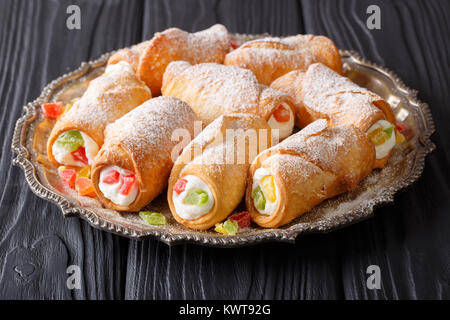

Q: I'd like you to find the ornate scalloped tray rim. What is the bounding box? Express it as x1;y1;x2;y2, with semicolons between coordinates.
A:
11;40;435;247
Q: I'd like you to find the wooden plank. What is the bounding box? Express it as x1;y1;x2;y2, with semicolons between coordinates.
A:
301;0;450;299
0;0;144;300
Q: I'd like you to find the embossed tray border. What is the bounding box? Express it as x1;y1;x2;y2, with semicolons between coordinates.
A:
11;35;435;247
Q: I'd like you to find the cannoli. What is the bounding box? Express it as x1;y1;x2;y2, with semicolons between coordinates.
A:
162;61;296;139
246;119;375;228
47;62;152;168
271;63;396;168
224;34;342;85
168;113;272;230
91;97;198;212
108;24;230;95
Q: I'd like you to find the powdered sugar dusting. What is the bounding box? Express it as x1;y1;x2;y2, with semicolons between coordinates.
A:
163;62;296;128
267;153;323;187
184;63;259;113
176;114;271;183
148;24;230;69
225;34;339;84
58;64;151;135
239;36;317;66
184;24;230;63
104;97;198;166
265;119;370;177
302;63;385;127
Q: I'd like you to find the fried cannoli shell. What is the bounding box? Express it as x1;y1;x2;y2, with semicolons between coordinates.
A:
161;61;295;127
246;119;375;228
47;69;152;167
271;63;396;168
224;34;342;85
91;97;198;212
108;24;230;95
108;41;150;71
168;114;272;230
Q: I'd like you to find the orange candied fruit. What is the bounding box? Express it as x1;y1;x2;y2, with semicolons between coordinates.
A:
75;177;96;197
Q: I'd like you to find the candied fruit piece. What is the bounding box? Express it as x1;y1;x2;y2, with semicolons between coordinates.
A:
103;170;120;184
261;175;276;203
215;219;238;235
368;127;387;145
183;189;209;206
252;186;266;211
77;166;91;178
42;102;63;119
383;126;394;139
273;105;290;122
58;168;76;188
119;174;136;195
139;211;166;226
174;178;188;195
55;130;84;152
75;177;96;197
229;211;251;228
71;146;89;165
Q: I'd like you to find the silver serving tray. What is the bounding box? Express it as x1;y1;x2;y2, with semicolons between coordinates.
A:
11;34;435;247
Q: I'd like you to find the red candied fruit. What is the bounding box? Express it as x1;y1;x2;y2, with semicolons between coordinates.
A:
103;170;120;184
273;105;290;122
42;102;63;119
174;178;188;195
71;146;89;165
119;174;136;195
229;211;251;228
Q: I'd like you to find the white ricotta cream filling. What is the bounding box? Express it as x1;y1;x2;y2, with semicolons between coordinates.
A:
52;131;99;166
367;119;396;159
172;175;214;220
267;103;294;140
98;166;139;207
252;168;280;216
104;60;134;75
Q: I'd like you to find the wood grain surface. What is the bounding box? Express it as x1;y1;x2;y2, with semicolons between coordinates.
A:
0;0;449;299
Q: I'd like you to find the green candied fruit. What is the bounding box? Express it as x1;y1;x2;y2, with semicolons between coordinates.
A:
223;219;238;235
139;211;167;226
252;186;266;211
183;189;209;206
55;130;84;152
383;126;394;139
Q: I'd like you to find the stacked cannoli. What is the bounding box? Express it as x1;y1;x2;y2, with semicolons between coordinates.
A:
271;63;396;168
91;97;198;211
246;119;375;227
108;24;230;95
162;61;296;139
44;25;401;231
167;114;272;229
225;34;342;85
47;61;152;168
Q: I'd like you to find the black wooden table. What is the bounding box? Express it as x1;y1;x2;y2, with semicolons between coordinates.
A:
0;0;449;300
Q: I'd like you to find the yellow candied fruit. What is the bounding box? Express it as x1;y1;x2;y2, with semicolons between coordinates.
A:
261;175;276;203
396;132;405;144
77;166;91;178
214;223;229;235
368;127;387;146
